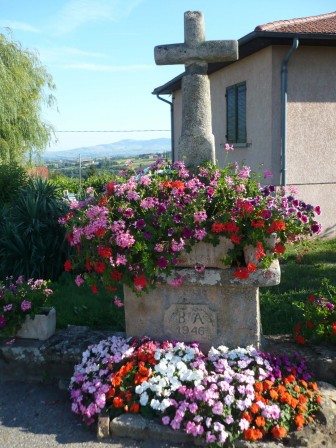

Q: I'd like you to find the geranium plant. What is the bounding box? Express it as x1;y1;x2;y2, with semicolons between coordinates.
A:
0;276;53;338
70;336;321;445
293;279;336;344
60;159;321;298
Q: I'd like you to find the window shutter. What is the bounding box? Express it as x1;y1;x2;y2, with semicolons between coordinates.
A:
226;86;236;143
237;84;246;143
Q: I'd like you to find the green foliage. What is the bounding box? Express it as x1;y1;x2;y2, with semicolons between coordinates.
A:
0;31;56;163
0;177;69;280
83;172;116;193
50;174;80;195
50;273;125;330
0;163;28;207
292;278;336;344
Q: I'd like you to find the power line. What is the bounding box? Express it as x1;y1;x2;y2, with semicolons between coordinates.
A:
56;129;170;133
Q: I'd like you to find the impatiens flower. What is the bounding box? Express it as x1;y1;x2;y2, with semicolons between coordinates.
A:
64;260;73;272
21;300;32;312
75;275;85;287
133;275;147;290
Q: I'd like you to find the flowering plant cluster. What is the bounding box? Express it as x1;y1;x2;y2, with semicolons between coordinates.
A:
70;336;321;445
293;280;336;344
61;159;321;297
0;276;53;338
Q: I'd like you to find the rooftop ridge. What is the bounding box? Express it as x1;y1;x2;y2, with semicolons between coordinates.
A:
255;11;336;32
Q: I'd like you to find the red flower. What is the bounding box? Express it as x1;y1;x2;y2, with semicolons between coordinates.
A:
130;403;140;413
230;233;242;244
113;396;124;408
306;321;313;329
65;233;73;243
267;220;286;234
64;260;73;272
133;275;147;288
251;220;265;228
106;182;116;196
332;322;336;334
256;242;266;259
295;335;305;344
85;258;92;272
247;262;257;272
94;261;106;273
111;270;123;281
98;246;112;259
91;284;98;294
94;228;106;237
307;295;315;303
99;196;108;206
273;243;286;254
234;268;249;280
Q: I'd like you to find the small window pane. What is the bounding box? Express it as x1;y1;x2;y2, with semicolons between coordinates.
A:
226;82;246;144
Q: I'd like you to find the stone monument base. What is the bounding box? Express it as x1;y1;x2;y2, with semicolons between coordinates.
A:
124;261;281;352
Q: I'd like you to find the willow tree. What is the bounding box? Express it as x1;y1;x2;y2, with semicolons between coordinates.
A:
0;32;56;164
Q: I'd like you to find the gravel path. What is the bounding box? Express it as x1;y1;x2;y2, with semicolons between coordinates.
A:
0;382;180;448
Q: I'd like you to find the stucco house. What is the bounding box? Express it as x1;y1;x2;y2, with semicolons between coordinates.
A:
153;11;336;237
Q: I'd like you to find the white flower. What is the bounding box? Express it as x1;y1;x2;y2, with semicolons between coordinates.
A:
139;392;149;406
150;398;161;410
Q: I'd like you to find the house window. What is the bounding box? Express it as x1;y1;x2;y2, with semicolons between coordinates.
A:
226;82;246;144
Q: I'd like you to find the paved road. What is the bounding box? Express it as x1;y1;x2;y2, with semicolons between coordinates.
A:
0;382;181;448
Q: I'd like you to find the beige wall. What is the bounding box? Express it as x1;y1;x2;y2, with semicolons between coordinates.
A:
171;44;336;237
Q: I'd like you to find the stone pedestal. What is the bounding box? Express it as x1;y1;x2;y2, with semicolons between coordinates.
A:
16;307;56;341
124;261;280;352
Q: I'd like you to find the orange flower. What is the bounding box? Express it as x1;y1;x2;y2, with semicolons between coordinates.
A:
309;382;318;392
271;425;287;438
255;416;266;427
299;394;308;404
316;395;322;404
254;382;264;393
294;413;305;429
294;385;301;393
247;262;257;272
291;398;299;409
242;412;253;423
284;375;296;384
298;404;307;413
250;403;260;414
277;384;286;394
269;389;279;400
300;380;308;388
263;380;274;391
111;374;122;387
113;396;124;408
243;429;263;441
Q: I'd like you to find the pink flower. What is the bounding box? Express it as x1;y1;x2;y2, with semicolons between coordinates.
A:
114;296;124;308
115;232;135;249
170;276;183;287
162;416;170;426
86;187;94;194
75;275;85;287
225;143;234;151
263;170;273;179
194;229;206;241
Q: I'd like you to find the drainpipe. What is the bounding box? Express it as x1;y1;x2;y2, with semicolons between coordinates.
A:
281;37;299;186
156;94;175;162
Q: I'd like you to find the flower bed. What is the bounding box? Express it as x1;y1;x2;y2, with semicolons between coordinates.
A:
61;159;321;302
0;276;54;339
70;336;321;445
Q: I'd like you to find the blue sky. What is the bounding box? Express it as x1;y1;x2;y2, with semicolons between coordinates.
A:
1;0;335;151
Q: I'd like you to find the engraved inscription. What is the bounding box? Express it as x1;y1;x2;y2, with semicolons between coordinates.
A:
164;304;217;343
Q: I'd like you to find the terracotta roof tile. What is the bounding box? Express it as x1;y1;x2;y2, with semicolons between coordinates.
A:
255;11;336;34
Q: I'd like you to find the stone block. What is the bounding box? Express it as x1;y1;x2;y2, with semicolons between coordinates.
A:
123;265;281;351
16;307;56;341
176;237;233;269
97;415;110;438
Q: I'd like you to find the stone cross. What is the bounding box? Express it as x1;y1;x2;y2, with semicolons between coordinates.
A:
155;11;238;167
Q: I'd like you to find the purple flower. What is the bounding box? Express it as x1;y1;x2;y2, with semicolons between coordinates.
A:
0;315;6;328
212;401;223;415
325;302;335;311
21;300;32;312
263;170;273;179
182;227;193;238
157;257;168;269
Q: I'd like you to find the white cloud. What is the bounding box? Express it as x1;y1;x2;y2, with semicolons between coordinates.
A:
0;20;40;33
51;0;143;35
62;62;153;72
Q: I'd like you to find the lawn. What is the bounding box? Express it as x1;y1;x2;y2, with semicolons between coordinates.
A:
49;238;336;336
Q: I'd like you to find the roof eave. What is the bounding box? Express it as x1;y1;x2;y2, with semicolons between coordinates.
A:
153;31;336;95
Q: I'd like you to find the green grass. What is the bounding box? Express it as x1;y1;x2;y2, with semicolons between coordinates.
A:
48;238;336;337
50;273;125;331
260;237;336;335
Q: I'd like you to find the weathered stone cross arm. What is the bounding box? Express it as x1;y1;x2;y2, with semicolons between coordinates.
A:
155;40;238;65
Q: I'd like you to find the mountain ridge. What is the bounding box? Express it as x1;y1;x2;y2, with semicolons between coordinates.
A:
44;138;171;161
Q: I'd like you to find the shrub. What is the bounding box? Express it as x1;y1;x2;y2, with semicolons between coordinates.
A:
0;163;28;207
0;177;69;280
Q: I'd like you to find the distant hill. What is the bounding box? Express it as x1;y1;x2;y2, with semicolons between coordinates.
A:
43;138;171;161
